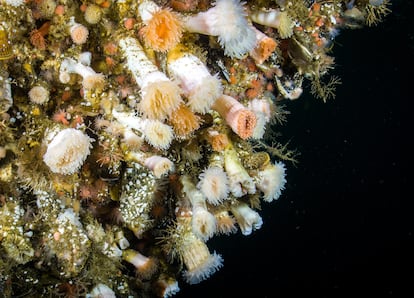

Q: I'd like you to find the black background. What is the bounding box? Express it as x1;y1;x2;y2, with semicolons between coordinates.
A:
176;0;413;297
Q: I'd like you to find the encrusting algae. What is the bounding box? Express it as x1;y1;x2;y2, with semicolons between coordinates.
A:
0;0;390;296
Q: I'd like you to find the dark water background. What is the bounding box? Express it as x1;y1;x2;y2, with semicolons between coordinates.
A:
178;0;413;297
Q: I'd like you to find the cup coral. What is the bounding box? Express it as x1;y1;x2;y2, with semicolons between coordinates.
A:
43;128;94;175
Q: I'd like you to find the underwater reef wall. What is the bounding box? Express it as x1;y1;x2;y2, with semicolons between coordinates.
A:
0;0;390;296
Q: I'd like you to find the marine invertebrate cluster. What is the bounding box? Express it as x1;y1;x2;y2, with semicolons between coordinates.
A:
0;0;389;296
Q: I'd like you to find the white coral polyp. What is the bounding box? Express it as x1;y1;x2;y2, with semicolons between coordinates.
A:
231;202;263;236
183;251;223;285
43;128;93;175
207;0;256;58
184;0;256;58
88;283;116;298
197;166;229;205
192;208;217;241
167;53;222;113
256;161;287;202
3;0;25;7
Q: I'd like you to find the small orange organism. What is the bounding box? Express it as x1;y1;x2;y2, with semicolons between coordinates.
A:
139;3;183;52
52;109;69;125
30;21;51;50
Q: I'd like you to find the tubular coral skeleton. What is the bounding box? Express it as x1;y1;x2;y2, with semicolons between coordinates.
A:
181;234;223;284
126;151;175;178
183;0;257;58
181;175;217;241
112;109;174;150
172;214;223;284
249;27;277;65
167;47;222;114
212;94;257;140
118;36;183;120
250;9;294;39
144;155;175;178
230;201;263;236
122;249;158;279
223;142;256;197
59;54;105;90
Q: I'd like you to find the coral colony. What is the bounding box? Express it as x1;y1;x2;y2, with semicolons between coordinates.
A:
0;0;389;296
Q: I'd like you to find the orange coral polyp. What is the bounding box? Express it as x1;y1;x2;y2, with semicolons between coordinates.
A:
233;109;257;140
207;131;229;152
140;9;183;52
30;21;51;50
169;104;200;138
250;36;277;65
212;95;257;140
